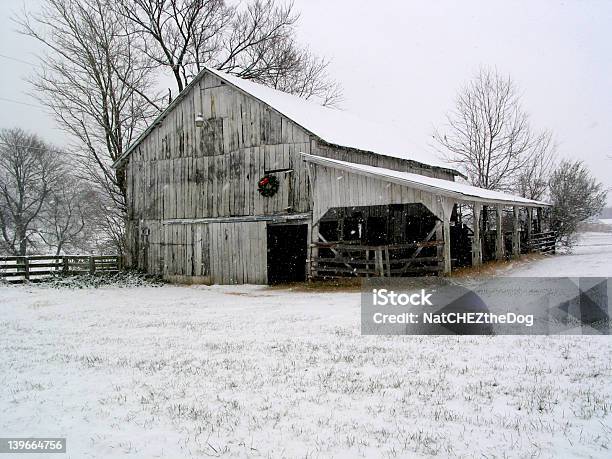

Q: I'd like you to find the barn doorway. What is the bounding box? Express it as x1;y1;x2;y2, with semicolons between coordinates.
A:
267;224;308;284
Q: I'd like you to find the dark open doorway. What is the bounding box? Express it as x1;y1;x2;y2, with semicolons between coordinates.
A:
267;224;308;284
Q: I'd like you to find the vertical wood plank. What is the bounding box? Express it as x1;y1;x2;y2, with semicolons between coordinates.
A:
512;205;521;258
472;202;482;266
496;205;505;261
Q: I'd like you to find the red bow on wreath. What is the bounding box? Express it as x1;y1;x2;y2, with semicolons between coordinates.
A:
257;174;279;197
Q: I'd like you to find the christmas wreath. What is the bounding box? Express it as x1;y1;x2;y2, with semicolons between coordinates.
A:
257;174;279;197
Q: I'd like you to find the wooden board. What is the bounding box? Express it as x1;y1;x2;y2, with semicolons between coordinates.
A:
208;221;267;284
123;69;460;282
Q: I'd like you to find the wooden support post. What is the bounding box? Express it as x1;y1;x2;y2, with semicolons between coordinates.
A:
496;204;504;261
62;257;69;275
23;257;29;281
305;219;313;281
384;246;391;277
440;197;454;275
375;248;384;277
472;202;482;266
536;207;542;234
435;221;444;271
443;217;451;274
89;256;96;274
512;206;521;258
526;207;533;252
310;222;319;280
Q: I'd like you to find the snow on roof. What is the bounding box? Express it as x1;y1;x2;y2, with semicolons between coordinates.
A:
202;67;455;172
302;153;551;207
115;66;459;173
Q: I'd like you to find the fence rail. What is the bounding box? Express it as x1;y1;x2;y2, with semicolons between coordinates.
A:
311;241;443;279
526;231;557;254
0;255;121;283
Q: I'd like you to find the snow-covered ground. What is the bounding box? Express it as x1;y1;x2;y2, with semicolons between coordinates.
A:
505;232;612;277
1;232;611;458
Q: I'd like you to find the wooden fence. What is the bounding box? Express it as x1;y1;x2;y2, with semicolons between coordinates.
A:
0;255;121;283
311;241;443;279
526;231;557;255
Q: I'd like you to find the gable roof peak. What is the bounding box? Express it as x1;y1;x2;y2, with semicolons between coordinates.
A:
114;66;460;177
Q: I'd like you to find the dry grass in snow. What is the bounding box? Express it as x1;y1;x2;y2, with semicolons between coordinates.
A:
1;232;611;458
1;285;611;458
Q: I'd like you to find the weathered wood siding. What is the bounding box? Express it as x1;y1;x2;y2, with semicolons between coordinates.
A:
132;219;266;284
309;166;447;223
126;72;312;223
124;69;457;283
310;141;453;180
208;221;267;284
131;220;209;280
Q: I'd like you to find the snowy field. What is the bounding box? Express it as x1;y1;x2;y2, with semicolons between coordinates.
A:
1;233;611;458
504;231;612;277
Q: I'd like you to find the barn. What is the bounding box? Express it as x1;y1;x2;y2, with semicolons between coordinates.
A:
113;67;552;284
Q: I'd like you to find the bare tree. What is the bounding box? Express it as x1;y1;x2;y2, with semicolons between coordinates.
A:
42;181;128;255
37;177;91;255
434;67;537;191
549;160;607;248
114;0;232;92
514;130;556;200
115;0;343;105
18;0;161;252
0;128;63;255
240;39;344;107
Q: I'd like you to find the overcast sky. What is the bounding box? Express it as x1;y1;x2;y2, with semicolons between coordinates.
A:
1;0;610;204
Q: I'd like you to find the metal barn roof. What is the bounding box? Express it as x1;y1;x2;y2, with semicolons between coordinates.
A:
302;153;551;207
114;66;460;175
204;67;453;171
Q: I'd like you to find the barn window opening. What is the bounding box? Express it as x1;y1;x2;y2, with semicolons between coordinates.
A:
319;220;339;241
365;216;388;245
343;214;363;241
